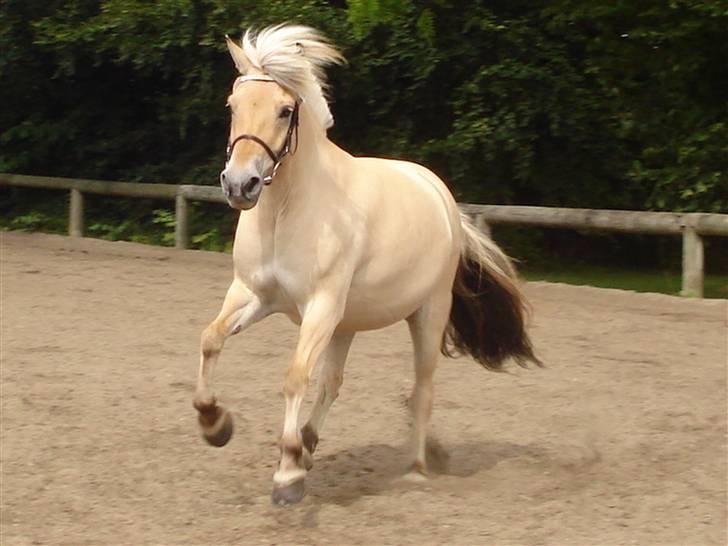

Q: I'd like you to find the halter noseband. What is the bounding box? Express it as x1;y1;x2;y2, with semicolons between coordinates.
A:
225;75;301;185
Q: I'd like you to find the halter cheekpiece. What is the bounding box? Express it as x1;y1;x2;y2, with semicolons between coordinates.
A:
225;75;301;184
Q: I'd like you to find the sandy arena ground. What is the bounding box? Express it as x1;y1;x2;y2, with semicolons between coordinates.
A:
1;231;726;545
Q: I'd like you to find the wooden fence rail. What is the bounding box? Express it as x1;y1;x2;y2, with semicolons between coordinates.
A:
2;173;727;298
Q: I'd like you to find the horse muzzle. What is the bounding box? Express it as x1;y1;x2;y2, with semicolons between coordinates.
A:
220;169;264;210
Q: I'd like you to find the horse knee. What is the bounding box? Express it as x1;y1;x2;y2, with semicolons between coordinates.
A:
200;323;224;358
283;366;309;398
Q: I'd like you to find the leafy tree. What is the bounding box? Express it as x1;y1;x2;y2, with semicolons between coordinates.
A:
546;0;728;212
1;0;725;248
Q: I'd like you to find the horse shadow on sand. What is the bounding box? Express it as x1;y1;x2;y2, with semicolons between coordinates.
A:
262;434;602;530
296;435;601;510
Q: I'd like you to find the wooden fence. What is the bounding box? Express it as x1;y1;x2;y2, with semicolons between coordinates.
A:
2;173;727;298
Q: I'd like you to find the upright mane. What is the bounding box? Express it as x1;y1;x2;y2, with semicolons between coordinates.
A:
238;25;345;130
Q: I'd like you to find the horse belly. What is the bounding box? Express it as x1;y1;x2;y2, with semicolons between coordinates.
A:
338;236;455;332
337;286;432;332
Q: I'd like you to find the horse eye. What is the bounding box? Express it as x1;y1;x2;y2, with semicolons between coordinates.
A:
279;106;293;119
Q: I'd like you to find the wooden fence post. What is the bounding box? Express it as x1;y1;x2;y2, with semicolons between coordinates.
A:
681;227;704;298
175;193;189;249
69;188;84;237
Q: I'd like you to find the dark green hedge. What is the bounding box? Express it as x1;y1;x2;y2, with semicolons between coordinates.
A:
2;0;726;213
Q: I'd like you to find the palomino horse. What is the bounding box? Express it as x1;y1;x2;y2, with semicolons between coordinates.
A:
192;25;540;506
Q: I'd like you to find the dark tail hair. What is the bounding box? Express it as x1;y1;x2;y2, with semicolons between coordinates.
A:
442;214;542;370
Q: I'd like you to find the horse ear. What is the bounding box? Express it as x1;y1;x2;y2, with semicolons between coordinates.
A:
225;35;251;74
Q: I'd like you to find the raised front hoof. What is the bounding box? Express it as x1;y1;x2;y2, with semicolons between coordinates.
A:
198;406;233;447
271;479;306;507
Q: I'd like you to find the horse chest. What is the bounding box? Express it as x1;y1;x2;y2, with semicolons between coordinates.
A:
243;255;312;315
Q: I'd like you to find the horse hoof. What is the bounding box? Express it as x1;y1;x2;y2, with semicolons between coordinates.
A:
271;479;306;507
199;407;233;447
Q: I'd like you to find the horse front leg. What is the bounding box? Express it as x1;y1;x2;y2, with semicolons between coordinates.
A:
193;280;267;447
272;294;343;506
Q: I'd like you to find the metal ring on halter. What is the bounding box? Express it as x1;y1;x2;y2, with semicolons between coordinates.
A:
225;77;301;185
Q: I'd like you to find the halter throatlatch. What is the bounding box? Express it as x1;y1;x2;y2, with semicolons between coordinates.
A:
225;75;301;185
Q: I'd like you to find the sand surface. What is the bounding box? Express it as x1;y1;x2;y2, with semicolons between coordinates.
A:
1;232;726;545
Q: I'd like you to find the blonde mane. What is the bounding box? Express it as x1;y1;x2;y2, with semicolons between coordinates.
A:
237;25;345;130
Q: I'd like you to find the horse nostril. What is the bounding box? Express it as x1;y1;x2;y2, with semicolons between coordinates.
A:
242;177;261;196
220;172;227;183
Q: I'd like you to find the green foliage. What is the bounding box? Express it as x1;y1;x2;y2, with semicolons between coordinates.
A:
191;229;233;253
546;0;728;212
522;264;728;300
631;121;728;212
10;211;54;231
347;0;412;38
340;0;727;210
151;209;177;246
1;0;726;256
0;0;345;183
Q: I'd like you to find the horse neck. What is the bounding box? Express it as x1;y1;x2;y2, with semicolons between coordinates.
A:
257;107;339;220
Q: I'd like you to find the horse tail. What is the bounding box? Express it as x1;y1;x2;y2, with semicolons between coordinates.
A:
442;213;542;370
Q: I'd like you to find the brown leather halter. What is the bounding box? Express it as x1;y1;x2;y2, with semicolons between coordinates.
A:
225;76;301;184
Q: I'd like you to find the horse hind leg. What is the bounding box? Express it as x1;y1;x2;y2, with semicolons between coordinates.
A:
300;332;354;470
405;288;452;479
194;280;268;447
